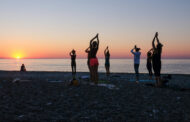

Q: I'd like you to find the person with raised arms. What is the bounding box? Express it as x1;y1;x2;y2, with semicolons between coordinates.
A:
147;48;153;79
152;32;163;87
85;47;90;72
104;46;110;77
89;34;99;84
70;49;76;77
131;45;141;83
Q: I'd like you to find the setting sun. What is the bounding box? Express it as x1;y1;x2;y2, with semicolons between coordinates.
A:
12;53;24;59
16;56;21;59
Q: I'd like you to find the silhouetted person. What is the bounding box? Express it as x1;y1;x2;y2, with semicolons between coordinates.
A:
89;33;99;84
104;46;110;76
70;49;76;76
152;32;163;87
20;64;26;72
85;47;90;71
131;45;141;83
147;48;153;79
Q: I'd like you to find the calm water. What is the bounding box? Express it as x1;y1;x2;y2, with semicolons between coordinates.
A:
0;59;190;74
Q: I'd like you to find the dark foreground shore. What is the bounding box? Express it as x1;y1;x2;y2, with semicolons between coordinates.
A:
0;71;190;121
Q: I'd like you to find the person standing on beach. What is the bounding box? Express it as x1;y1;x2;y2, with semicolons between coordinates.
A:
85;47;90;72
89;33;99;84
147;49;153;79
152;32;163;87
131;45;141;83
70;49;76;76
104;46;110;77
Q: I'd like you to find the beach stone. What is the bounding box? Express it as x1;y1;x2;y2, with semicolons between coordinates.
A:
46;102;52;106
176;97;181;100
0;72;190;121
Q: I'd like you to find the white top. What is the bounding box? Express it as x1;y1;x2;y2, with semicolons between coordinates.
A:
131;49;141;64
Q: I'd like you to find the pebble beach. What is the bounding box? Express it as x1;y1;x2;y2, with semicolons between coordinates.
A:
0;71;190;121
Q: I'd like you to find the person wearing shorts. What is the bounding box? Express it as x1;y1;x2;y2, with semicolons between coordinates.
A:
70;49;76;76
104;46;110;76
88;34;99;84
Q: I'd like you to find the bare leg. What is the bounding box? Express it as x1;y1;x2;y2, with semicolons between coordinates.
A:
74;65;76;74
136;74;139;83
90;66;93;82
88;64;90;72
71;65;74;74
108;66;110;75
155;77;159;87
94;65;98;84
105;66;108;76
88;64;92;81
158;77;162;87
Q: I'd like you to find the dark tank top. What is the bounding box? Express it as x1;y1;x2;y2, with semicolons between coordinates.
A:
147;57;152;65
105;54;110;63
71;55;76;62
90;48;98;58
152;50;161;64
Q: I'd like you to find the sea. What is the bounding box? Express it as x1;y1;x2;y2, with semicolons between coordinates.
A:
0;59;190;74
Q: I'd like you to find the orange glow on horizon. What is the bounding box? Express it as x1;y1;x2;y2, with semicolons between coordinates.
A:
0;48;189;59
12;53;25;59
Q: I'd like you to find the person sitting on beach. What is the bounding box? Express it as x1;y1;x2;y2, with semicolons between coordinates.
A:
104;46;110;77
147;48;153;79
70;49;76;76
152;32;163;87
20;64;26;72
89;33;99;84
131;45;141;83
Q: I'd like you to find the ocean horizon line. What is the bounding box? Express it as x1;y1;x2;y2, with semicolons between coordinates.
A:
0;58;190;60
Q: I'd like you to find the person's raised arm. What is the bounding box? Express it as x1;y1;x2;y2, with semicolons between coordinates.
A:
96;33;99;48
90;34;98;46
156;36;160;44
131;48;135;55
152;33;157;49
85;47;90;53
69;51;72;56
104;48;107;55
148;48;153;53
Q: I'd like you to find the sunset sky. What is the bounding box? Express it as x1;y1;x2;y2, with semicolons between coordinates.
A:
0;0;190;59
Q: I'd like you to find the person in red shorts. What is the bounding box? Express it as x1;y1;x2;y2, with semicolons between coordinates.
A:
89;33;99;84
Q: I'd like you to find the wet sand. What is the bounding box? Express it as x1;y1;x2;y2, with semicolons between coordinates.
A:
0;71;190;121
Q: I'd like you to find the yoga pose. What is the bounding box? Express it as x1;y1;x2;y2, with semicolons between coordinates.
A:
89;34;99;84
131;45;141;83
70;49;76;75
104;46;110;76
152;32;163;87
85;47;90;71
147;48;153;79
